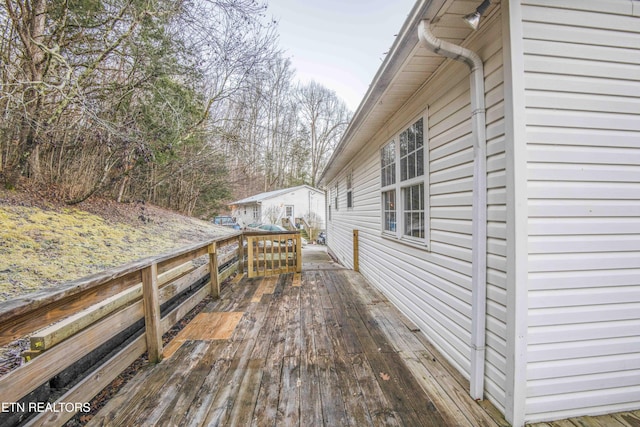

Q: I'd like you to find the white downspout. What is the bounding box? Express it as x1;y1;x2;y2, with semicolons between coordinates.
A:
418;20;487;400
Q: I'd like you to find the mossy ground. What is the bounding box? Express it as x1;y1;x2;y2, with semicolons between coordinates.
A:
0;190;231;302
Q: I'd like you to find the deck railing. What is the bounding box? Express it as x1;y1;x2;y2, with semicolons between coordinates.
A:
244;231;302;278
0;229;300;426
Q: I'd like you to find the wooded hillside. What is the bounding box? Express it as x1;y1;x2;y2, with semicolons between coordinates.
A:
0;1;350;218
0;188;231;302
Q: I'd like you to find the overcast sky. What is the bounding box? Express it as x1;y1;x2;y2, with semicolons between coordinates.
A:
265;0;416;112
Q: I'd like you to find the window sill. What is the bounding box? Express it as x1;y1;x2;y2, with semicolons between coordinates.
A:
380;232;430;252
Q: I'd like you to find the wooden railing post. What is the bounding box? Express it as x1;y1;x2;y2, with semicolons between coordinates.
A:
237;234;244;275
142;263;163;363
247;236;255;278
296;234;302;273
209;242;219;297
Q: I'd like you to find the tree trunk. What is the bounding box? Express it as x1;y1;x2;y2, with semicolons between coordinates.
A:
8;0;48;182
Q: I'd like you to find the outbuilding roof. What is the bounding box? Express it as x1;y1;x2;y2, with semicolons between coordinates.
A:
229;185;323;205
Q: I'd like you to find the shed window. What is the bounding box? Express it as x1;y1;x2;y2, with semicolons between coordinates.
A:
380;115;428;246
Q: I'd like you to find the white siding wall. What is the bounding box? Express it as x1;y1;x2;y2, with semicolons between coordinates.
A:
261;189;326;228
482;18;508;413
521;1;640;422
328;66;475;383
327;10;509;412
233;203;259;227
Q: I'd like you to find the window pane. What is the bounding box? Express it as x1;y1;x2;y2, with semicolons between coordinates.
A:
413;185;421;209
404;186;410;210
414;213;423;237
415;119;423;148
408;126;415;153
404;212;410;235
385;212;397;232
400;132;407;157
381;142;396;186
403;183;424;239
400;118;424;182
401;157;407;181
409;153;417;178
383;190;396;232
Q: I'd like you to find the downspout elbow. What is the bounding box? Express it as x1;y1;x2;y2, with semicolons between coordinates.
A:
418;21;483;72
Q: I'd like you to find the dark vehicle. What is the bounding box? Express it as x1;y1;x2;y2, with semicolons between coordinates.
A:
316;231;326;245
213;216;240;230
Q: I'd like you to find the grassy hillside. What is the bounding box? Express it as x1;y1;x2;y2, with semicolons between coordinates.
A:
0;189;231;302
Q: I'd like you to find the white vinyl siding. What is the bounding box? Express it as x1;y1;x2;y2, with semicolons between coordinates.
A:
326;7;509;413
324;1;640;424
330;66;486;388
328;99;474;378
482;18;508;413
521;1;640;422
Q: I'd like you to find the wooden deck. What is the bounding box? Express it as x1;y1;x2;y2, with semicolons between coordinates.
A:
85;247;639;427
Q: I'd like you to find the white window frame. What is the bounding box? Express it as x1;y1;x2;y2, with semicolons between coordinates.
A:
380;112;429;248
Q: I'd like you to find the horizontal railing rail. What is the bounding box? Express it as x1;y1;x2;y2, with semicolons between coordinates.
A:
0;229;300;426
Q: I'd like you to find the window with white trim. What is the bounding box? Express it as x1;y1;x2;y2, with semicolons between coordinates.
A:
380;115;428;246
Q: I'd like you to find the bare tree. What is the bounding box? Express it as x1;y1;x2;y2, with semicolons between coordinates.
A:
0;0;350;217
295;81;350;187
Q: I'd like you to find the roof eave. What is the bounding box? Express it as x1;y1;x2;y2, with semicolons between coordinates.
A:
319;0;447;186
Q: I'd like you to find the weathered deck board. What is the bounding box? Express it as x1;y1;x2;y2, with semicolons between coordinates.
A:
163;312;243;358
298;272;326;426
86;247;634;427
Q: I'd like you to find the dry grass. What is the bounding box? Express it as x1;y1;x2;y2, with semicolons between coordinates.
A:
0;189;233;302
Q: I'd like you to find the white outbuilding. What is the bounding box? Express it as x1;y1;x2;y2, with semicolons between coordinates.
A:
229;185;325;232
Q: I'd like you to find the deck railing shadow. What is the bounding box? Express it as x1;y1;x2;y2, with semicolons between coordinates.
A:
0;230;301;427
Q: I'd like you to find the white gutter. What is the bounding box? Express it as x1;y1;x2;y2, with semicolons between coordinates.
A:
418;20;487;400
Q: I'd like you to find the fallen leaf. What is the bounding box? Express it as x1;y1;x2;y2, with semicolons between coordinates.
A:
380;372;391;381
